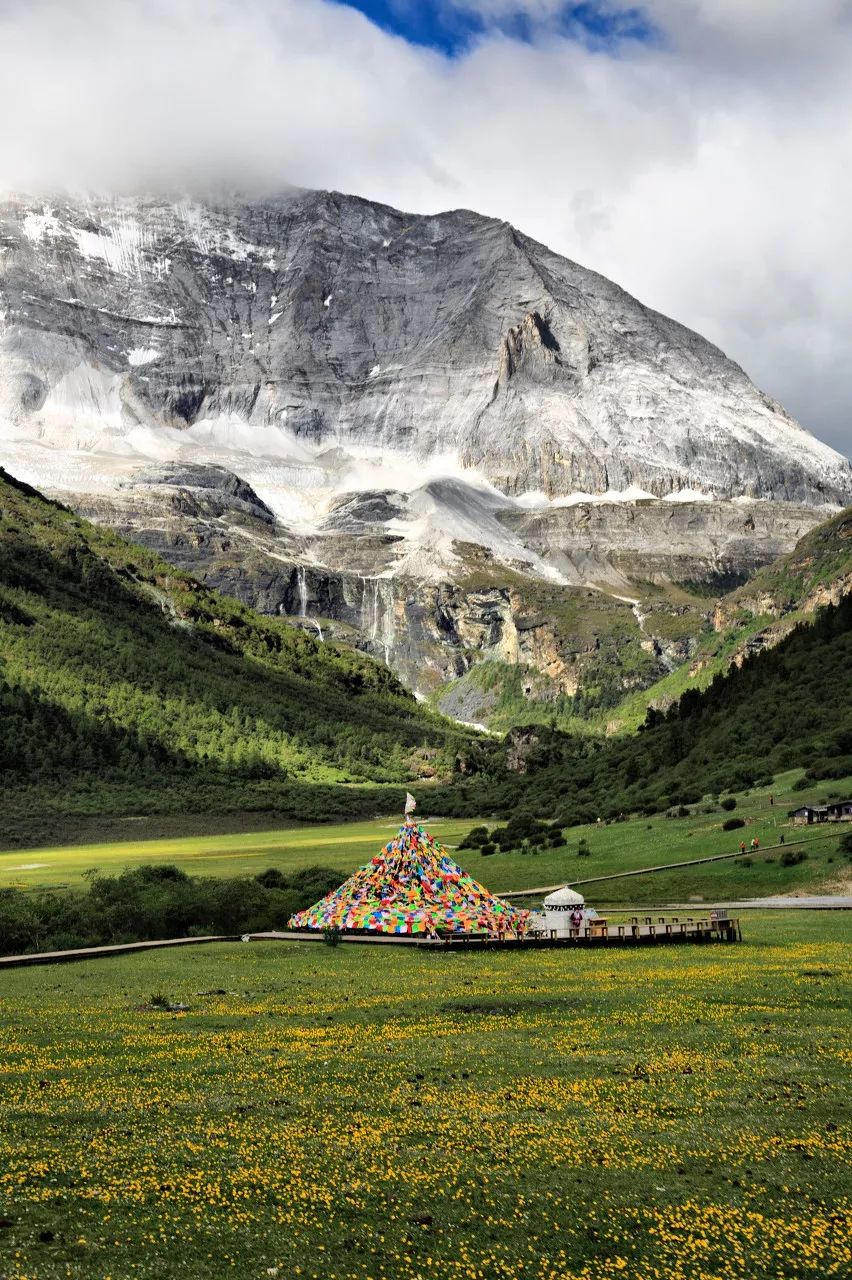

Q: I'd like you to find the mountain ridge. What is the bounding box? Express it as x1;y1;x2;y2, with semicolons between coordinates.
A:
1;187;849;717
1;188;849;505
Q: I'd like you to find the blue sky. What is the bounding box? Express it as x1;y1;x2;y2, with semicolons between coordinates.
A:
332;2;656;57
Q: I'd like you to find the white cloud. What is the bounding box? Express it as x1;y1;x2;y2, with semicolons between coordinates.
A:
0;0;849;454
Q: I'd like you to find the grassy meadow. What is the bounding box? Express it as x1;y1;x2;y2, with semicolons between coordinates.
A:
1;914;849;1280
2;772;849;907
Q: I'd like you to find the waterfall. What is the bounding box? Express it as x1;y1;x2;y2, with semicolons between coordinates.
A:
631;601;675;673
295;565;324;643
360;575;395;665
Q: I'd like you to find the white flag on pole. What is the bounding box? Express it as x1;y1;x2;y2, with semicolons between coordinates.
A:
405;792;417;815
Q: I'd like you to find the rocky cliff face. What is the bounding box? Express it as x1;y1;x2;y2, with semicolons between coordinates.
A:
71;465;831;715
1;190;850;507
710;505;852;667
1;189;849;719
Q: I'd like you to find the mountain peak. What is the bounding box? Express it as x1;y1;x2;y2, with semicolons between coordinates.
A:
1;188;847;515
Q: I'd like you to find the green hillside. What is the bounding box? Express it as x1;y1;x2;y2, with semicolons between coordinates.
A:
433;506;852;737
2;467;850;852
438;591;852;824
0;469;468;845
725;504;852;613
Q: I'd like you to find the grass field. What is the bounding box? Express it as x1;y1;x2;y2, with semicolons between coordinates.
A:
1;914;849;1280
2;772;850;906
0;816;479;891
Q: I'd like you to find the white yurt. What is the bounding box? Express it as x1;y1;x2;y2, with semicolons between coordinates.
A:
542;885;586;938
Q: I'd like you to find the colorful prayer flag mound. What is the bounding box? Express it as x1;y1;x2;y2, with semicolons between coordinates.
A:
289;818;529;936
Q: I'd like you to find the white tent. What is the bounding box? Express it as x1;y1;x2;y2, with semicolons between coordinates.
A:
543;885;586;937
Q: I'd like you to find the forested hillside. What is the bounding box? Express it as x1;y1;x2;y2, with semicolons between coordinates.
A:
2;467;850;849
0;469;468;843
442;592;852;822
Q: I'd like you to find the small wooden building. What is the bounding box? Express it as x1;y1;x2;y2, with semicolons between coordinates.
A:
826;799;852;821
791;805;829;825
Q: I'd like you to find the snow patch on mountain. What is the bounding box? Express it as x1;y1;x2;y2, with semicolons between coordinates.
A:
126;347;160;366
0;189;849;601
663;488;714;503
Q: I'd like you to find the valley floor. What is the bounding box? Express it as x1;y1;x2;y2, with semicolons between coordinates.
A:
2;772;850;906
0;915;849;1280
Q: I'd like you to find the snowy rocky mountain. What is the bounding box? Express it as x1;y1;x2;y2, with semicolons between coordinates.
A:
1;190;849;715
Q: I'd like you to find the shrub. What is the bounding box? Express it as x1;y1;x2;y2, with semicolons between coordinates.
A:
255;868;286;888
479;842;497;857
505;815;547;842
723;818;745;831
322;926;341;947
781;850;807;867
721;797;737;811
554;807;596;828
839;831;852;855
459;826;489;849
0;863;343;955
577;838;591;857
737;857;753;868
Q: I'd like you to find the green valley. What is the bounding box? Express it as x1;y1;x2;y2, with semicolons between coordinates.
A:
0;468;469;846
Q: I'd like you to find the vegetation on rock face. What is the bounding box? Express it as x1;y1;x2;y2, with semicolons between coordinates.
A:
433;574;713;734
0;469;469;841
440;506;852;738
602;504;852;734
435;593;852;824
723;505;852;617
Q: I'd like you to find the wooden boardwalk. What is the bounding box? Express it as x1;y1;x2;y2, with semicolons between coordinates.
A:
423;916;741;950
0;934;238;970
0;917;740;969
250;916;741;949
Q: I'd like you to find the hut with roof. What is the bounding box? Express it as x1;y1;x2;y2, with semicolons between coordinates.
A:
541;886;586;938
